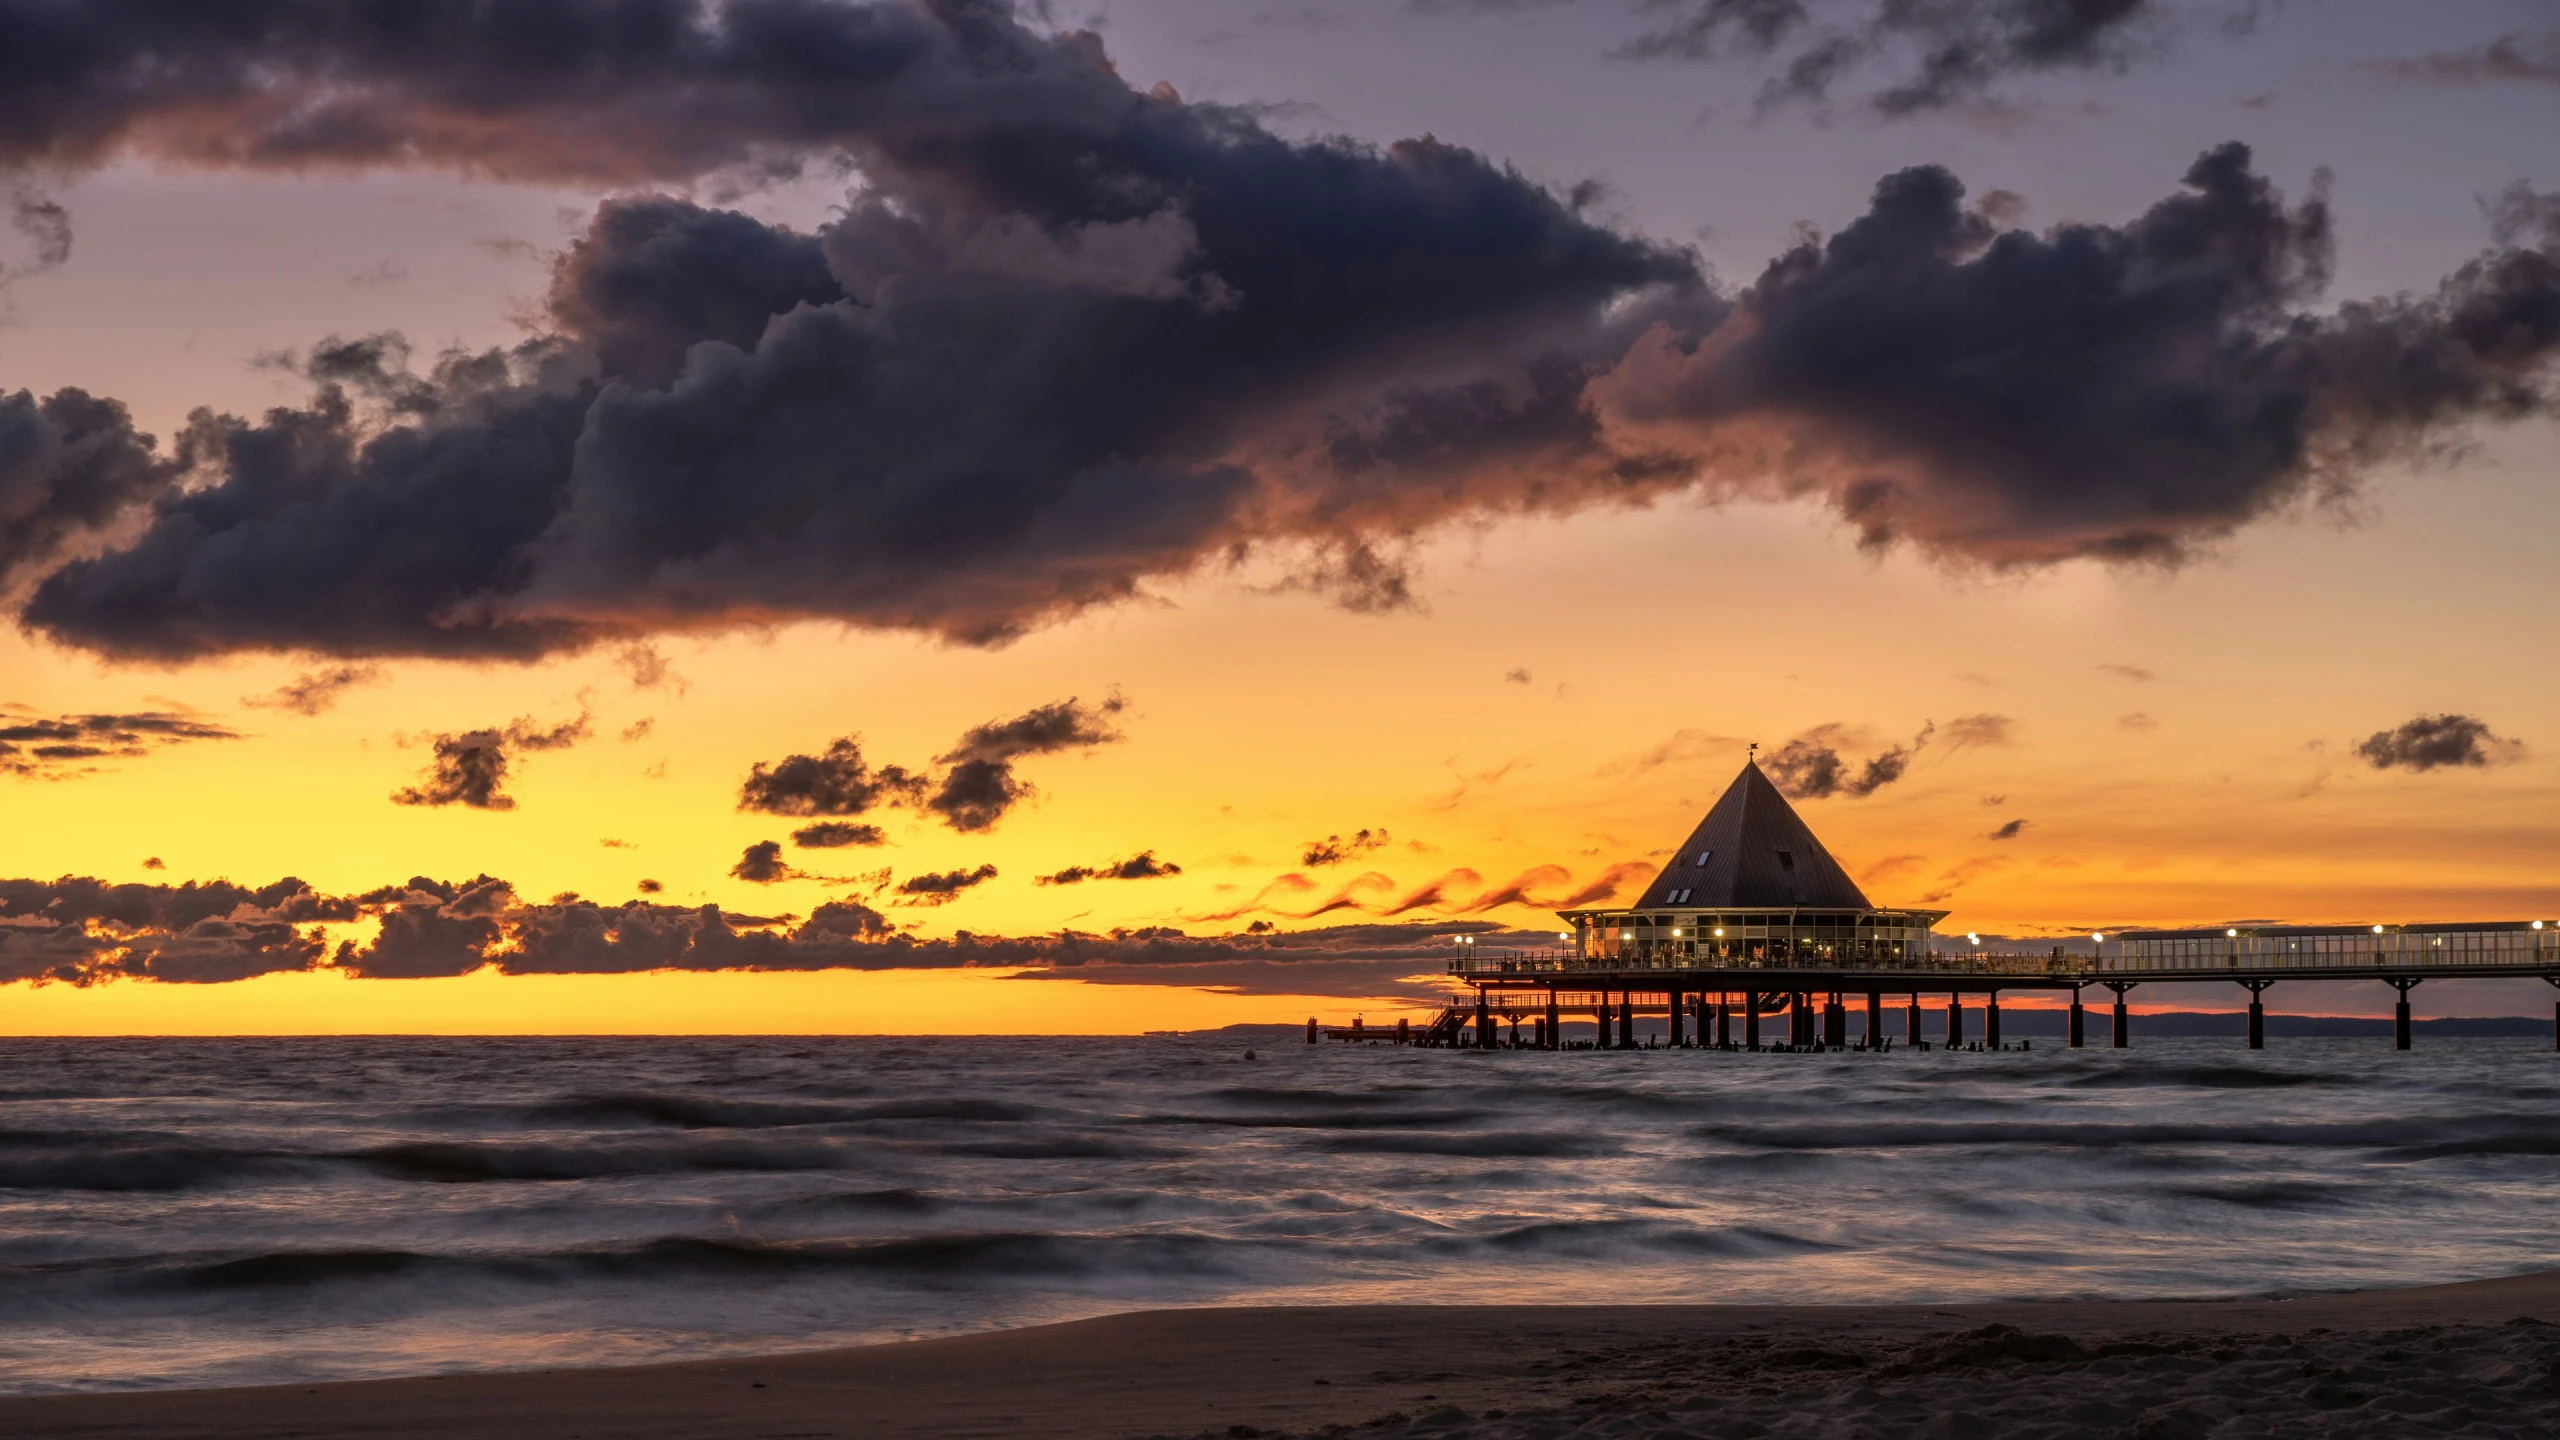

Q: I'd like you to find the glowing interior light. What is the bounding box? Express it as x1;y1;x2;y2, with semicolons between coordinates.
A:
1713;928;1724;937
1670;928;1681;937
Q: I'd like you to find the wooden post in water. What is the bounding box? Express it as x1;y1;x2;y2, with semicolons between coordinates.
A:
1618;993;1635;1049
1475;990;1493;1050
1906;993;1923;1047
1946;994;1964;1048
1745;992;1762;1050
1866;991;1883;1048
1985;991;2001;1049
1669;989;1686;1047
1545;989;1560;1051
1307;1017;1318;1045
2068;988;2085;1048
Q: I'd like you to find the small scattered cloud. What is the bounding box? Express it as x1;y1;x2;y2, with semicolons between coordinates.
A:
1979;794;2006;807
599;838;634;849
1302;828;1390;866
740;736;927;818
1940;712;2015;753
2354;714;2525;772
2118;712;2158;732
2097;663;2155;682
636;878;662;894
389;708;590;810
0;707;243;779
898;864;999;905
1503;667;1532;684
243;664;384;716
793;821;886;849
928;695;1126;833
1988;818;2030;841
1037;851;1183;885
1763;722;1930;800
731;840;795;883
620;717;655;742
1955;672;1997;687
141;856;164;870
349;260;407;286
617;643;687;694
2357;30;2560;89
1557;861;1651;908
1858;854;1928;888
1601;728;1746;778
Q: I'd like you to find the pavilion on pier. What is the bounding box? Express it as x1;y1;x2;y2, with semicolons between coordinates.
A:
1558;759;1946;966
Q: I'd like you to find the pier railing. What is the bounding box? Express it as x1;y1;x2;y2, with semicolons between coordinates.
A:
1446;923;2560;981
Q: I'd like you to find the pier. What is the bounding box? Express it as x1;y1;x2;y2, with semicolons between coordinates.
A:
1332;758;2560;1053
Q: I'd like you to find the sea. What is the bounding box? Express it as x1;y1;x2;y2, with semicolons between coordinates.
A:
4;1032;2559;1395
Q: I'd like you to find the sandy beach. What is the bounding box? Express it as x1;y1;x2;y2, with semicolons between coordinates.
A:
4;1270;2556;1439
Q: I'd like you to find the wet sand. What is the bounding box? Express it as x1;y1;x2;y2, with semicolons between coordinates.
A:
8;1270;2559;1439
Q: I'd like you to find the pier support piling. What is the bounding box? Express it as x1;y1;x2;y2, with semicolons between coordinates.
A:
1946;994;1964;1049
1545;990;1560;1051
2390;978;2420;1051
1745;993;1762;1050
2241;980;2273;1050
1476;992;1493;1050
1670;989;1686;1048
2068;988;2085;1048
2105;981;2135;1048
1985;992;2001;1050
1619;994;1635;1049
1906;994;1923;1047
1867;991;1883;1048
1824;993;1846;1048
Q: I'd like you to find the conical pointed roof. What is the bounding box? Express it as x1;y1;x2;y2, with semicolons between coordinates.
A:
1627;760;1873;910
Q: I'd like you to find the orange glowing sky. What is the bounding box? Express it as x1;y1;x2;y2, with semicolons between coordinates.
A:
2;1;2555;1033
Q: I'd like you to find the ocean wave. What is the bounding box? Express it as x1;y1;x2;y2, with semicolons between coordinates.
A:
1314;1131;1618;1158
352;1136;868;1182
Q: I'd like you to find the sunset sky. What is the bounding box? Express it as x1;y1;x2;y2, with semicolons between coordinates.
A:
2;0;2555;1033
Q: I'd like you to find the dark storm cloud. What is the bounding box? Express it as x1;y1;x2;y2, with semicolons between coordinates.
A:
2353;714;2524;773
1614;0;2235;118
1037;851;1182;886
898;864;998;905
0;0;1093;185
8;2;1698;660
792;821;887;849
927;697;1124;832
547;196;846;391
0;388;174;595
0;707;240;778
242;664;385;716
0;6;2553;663
1302;828;1391;867
738;736;927;818
390;709;590;809
1762;722;1931;800
1592;147;2560;568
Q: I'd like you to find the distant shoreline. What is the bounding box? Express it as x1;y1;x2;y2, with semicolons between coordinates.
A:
8;1271;2560;1439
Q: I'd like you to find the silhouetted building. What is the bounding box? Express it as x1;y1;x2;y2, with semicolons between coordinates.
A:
1559;759;1946;964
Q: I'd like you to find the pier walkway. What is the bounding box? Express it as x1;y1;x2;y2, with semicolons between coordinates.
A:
1418;921;2560;1052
